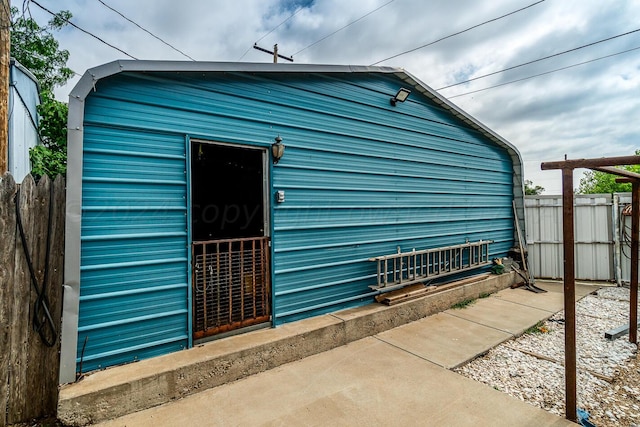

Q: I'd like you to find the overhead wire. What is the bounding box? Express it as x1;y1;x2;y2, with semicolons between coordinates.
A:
238;6;304;61
369;0;546;66
255;6;303;45
293;0;395;57
438;27;640;90
94;0;195;61
447;44;640;98
29;0;138;59
21;0;31;19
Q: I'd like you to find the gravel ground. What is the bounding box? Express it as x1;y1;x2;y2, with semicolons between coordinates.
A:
455;286;640;426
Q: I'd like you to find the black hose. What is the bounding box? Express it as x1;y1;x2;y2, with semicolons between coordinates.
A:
77;336;89;381
14;184;57;347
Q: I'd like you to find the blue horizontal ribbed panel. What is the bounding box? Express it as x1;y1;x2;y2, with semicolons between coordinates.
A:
78;125;188;372
79;70;514;370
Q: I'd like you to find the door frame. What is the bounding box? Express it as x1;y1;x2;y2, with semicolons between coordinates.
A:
187;138;272;345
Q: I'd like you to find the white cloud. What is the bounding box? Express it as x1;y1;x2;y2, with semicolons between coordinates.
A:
14;0;640;193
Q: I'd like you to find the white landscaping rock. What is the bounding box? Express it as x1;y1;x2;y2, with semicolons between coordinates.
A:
455;286;639;426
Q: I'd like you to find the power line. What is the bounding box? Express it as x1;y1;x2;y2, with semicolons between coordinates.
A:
94;0;195;61
438;27;640;90
238;6;304;61
447;44;640;99
29;0;138;59
256;6;303;45
293;0;395;57
370;0;545;66
21;0;31;19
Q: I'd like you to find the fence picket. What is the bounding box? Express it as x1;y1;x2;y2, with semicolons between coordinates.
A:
0;172;64;425
8;174;35;423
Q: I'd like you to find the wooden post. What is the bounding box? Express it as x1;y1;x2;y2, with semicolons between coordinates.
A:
0;172;17;427
252;44;293;63
542;155;640;423
562;167;577;423
630;181;639;343
0;0;10;174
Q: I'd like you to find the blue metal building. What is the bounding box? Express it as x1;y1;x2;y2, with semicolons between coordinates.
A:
60;61;524;382
8;58;40;182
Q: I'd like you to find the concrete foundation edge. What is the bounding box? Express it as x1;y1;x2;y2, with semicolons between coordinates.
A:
57;272;516;426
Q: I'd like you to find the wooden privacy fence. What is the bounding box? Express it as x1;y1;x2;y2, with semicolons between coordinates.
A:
0;172;65;426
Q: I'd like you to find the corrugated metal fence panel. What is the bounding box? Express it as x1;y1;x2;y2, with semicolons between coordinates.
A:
80;71;515;367
525;196;563;279
525;194;613;280
78;124;189;372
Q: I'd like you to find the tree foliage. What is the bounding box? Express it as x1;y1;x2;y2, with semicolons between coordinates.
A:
30;97;68;178
577;150;640;194
10;6;72;178
524;180;544;195
10;7;74;93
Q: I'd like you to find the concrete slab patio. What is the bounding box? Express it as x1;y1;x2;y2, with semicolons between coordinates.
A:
376;312;512;369
96;337;572;427
59;275;602;426
363;281;598;371
496;281;595;312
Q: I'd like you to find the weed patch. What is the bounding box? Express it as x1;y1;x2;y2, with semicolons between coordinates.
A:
451;298;476;309
525;321;549;334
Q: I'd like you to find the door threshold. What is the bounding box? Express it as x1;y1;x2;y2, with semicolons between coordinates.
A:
194;321;272;346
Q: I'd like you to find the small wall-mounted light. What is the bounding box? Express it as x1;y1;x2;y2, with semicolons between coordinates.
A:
272;135;285;164
390;88;411;106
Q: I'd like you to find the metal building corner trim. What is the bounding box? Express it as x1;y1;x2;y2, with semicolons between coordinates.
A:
59;94;86;383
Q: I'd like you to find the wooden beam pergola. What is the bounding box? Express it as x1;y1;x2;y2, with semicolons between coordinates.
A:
541;155;640;422
541;155;640;170
593;166;640;181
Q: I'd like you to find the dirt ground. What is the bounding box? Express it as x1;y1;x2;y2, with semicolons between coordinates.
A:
9;417;63;427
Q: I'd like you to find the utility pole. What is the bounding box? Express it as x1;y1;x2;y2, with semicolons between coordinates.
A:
0;0;10;174
253;43;293;64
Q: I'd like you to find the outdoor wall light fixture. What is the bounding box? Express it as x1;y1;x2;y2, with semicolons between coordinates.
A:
272;135;285;164
390;88;411;106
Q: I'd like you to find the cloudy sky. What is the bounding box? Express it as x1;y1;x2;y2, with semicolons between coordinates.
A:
13;0;640;193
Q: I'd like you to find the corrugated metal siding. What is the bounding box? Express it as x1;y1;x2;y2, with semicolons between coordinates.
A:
8;63;40;182
78;125;189;371
525;194;613;280
268;74;514;321
79;71;514;370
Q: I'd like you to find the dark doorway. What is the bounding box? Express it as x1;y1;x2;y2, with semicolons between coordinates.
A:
191;142;265;241
190;141;270;341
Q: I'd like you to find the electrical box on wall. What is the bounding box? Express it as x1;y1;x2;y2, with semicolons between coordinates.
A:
276;190;285;203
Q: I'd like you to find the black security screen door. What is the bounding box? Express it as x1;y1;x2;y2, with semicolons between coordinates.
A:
190;141;270;340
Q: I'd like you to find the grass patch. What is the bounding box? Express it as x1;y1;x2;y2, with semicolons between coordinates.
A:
451;298;477;309
479;292;491;299
525;320;549;334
